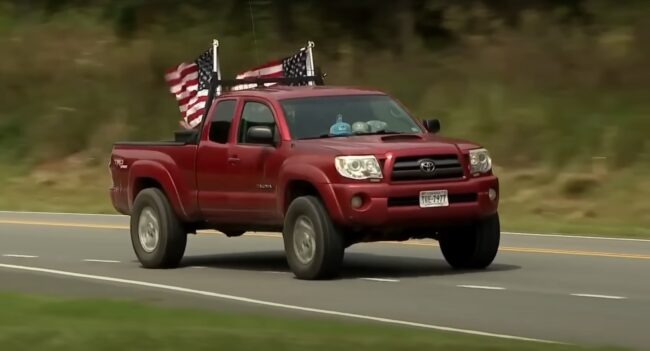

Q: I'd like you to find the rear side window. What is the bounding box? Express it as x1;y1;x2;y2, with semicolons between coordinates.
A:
209;99;237;143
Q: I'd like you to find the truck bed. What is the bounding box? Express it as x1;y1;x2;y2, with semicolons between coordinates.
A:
109;140;199;219
113;128;199;147
113;141;187;146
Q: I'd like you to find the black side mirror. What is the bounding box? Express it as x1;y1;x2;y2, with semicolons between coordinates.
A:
423;118;441;133
247;126;275;145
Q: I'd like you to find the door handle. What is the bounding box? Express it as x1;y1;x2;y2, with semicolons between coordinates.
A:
228;156;240;165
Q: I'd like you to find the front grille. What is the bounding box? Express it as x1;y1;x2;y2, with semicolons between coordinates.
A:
391;154;464;181
387;193;477;207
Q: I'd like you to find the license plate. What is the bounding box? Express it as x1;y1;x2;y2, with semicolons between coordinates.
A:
419;190;449;208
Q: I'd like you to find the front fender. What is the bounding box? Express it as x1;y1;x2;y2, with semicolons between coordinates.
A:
277;163;345;223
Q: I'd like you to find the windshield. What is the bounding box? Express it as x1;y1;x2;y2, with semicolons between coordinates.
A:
279;95;423;140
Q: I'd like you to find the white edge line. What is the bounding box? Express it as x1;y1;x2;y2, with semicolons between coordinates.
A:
82;259;121;263
457;285;506;290
360;278;400;283
0;263;560;345
570;293;626;300
2;254;38;258
1;210;647;243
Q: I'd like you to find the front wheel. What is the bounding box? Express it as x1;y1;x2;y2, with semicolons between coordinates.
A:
439;213;500;269
130;188;187;268
283;196;345;280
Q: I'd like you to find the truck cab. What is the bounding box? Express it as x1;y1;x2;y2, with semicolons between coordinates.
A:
109;85;500;280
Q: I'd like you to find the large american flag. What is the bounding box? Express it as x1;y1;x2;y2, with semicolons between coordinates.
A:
164;48;216;129
233;48;311;91
164;46;311;129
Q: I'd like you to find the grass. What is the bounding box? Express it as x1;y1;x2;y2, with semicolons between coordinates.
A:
494;166;650;238
0;292;632;351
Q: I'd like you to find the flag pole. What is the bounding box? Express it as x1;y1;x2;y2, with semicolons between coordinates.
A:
213;39;221;95
306;41;315;86
195;38;220;136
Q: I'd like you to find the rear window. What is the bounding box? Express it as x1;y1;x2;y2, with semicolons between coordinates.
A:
209;99;237;143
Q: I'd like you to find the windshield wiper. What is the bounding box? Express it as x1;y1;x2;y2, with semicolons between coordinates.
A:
298;134;349;140
297;130;406;140
358;130;405;135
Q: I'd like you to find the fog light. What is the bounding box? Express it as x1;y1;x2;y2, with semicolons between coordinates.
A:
488;188;497;201
351;195;363;209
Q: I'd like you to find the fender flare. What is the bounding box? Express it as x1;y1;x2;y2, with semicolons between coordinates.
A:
278;164;344;222
128;160;190;219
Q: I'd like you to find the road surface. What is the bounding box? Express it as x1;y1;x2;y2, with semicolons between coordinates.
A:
1;211;649;349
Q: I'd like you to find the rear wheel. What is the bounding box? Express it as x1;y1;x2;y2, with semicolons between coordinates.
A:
283;195;344;280
439;213;500;269
130;188;187;268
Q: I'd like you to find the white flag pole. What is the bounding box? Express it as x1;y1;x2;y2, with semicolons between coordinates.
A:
213;39;221;95
306;41;315;86
196;38;221;130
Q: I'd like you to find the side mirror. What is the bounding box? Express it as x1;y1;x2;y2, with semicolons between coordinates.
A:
423;118;441;133
247;125;275;145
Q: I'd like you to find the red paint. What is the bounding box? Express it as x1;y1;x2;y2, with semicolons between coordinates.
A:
109;86;499;234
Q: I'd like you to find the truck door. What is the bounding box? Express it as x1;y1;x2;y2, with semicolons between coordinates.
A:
225;98;282;223
196;98;239;220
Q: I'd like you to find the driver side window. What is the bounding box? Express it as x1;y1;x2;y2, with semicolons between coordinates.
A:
237;101;278;144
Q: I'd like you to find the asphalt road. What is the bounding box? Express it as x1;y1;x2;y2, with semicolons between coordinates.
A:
1;211;649;349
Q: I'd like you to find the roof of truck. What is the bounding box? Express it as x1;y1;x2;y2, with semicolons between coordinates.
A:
218;85;387;100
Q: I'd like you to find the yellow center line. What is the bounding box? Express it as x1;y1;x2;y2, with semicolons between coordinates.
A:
369;239;650;259
499;247;650;260
2;219;650;260
0;220;129;230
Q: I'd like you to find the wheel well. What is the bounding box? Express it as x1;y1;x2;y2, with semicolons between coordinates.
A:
284;180;320;213
132;177;163;202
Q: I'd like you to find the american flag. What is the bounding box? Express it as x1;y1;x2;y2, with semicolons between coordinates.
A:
164;45;311;129
233;48;311;90
164;48;216;129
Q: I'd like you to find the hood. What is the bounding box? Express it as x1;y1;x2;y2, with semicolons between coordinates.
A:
292;133;482;156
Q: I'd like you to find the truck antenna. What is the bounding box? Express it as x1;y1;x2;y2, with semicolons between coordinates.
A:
248;0;261;68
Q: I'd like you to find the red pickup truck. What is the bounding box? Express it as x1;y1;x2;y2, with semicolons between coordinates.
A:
109;85;500;280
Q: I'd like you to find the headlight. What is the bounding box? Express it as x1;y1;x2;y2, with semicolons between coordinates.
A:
335;155;383;180
469;148;492;175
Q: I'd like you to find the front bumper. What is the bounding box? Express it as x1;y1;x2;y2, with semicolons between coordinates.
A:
324;176;499;228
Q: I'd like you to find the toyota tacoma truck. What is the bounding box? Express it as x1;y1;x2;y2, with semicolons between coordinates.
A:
109;85;500;280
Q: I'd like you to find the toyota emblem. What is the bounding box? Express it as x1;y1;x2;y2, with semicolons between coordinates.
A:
419;159;436;173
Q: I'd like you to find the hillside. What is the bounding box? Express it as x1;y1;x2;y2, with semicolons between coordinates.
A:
1;1;648;237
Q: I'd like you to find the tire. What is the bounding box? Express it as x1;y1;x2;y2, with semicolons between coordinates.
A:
439;213;500;269
283;195;345;280
130;188;187;268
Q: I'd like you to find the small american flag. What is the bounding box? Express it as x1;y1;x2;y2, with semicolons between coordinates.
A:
165;48;216;129
233;48;311;90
